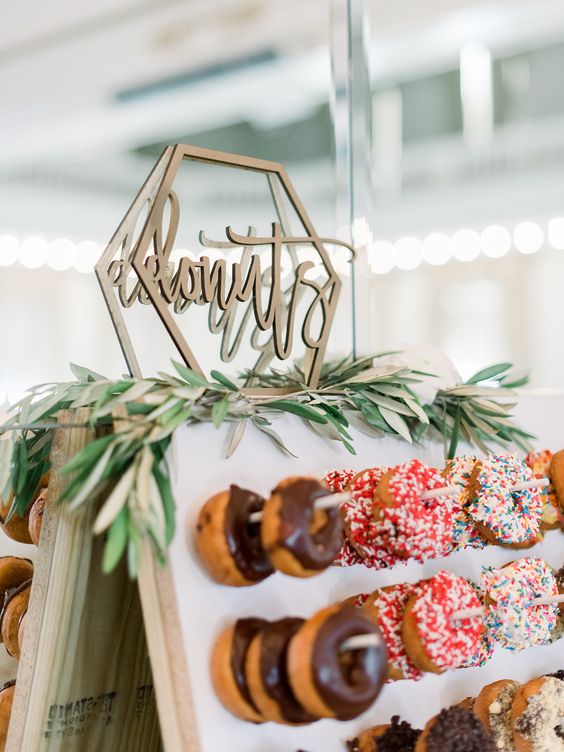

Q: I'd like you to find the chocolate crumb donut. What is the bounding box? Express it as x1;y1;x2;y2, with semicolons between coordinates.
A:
0;680;15;750
511;676;564;752
245;618;318;725
474;679;521;750
211;618;267;723
261;477;343;577
415;707;496;752
1;580;31;658
195;485;273;587
348;715;421;752
288;603;387;720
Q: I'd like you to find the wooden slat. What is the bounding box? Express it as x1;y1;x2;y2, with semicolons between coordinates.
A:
7;409;161;751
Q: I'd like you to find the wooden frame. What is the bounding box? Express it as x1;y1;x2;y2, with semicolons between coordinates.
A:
6;411;161;751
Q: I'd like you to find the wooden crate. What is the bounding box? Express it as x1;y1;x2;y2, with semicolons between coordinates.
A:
6;411;162;751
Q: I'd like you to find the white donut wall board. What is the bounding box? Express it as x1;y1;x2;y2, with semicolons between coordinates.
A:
137;391;564;752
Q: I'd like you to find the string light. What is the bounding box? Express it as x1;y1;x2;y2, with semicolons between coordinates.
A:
0;215;560;278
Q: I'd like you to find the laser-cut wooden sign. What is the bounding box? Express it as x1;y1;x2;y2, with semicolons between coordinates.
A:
95;144;354;390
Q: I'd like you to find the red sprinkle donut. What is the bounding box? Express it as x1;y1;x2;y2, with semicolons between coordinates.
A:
375;460;455;562
401;570;485;673
324;469;355;493
364;584;423;682
340;467;398;570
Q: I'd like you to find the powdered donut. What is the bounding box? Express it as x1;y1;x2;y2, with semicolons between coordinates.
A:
340;467;397;569
375;460;455;562
474;679;521;750
511;676;564;752
482;557;559;651
401;570;485;673
364;584;423;681
261;477;343;577
288;603;387;720
415;706;496;752
442;455;484;550
467;452;543;547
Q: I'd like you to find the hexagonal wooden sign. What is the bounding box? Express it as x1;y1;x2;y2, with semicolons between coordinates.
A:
95;144;353;391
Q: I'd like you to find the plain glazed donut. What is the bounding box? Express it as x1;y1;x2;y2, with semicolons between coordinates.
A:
482;557;559;651
287;603;387;720
401;570;485;673
0;680;15;752
261;477;343;577
525;450;561;531
245;618;317;725
511;676;564;752
364;584;423;682
375;460;455;562
467;452;543;547
28;489;47;546
210;618;268;723
415;706;496;752
550;449;564;514
1;580;31;659
0;558;33;606
474;679;521;750
196;485;273;587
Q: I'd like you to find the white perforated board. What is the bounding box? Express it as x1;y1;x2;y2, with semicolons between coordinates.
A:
166;392;564;752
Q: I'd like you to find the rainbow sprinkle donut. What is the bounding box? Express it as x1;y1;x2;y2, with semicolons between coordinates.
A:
482;556;559;651
442;455;485;551
467;452;543;547
376;459;455;563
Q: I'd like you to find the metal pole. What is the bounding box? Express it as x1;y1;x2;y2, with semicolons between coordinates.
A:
330;0;374;358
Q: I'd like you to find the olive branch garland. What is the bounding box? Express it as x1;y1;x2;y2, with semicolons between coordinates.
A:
0;357;533;578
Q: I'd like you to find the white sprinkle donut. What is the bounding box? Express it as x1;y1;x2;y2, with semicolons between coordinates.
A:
467;452;543;547
375;460;455;563
482;556;559;651
340;467;398;569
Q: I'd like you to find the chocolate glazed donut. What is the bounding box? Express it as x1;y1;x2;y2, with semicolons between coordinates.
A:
246;618;319;725
211;618;268;723
196;485;274;587
261;477;343;577
288;604;387;720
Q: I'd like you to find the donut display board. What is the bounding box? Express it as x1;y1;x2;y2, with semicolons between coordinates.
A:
138;392;564;751
5;411;161;752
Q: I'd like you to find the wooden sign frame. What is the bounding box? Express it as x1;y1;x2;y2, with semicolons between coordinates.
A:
94;144;354;393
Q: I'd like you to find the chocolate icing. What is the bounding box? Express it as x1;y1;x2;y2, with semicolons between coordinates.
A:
275;478;343;570
258;618;317;724
311;605;387;720
224;485;273;582
425;707;496;752
0;679;15;692
230;618;267;713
